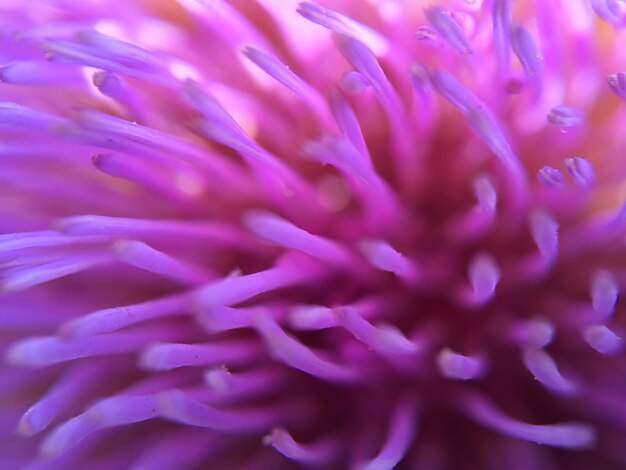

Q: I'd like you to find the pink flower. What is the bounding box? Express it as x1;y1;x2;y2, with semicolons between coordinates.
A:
1;0;626;468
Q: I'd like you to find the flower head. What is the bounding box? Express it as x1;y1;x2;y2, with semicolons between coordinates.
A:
1;0;626;468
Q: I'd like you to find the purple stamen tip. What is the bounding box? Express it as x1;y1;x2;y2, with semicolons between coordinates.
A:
591;0;626;27
537;166;566;187
522;348;579;396
590;270;619;319
583;325;622;355
436;348;485;380
564;156;596;188
530;210;559;258
607;72;626;100
468;252;500;303
424;6;473;56
341;70;370;93
547;106;584;128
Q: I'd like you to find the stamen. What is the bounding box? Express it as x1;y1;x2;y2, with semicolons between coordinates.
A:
446;175;498;239
510;25;542;81
184;81;262;157
582;325;622;355
242;47;332;124
466;107;522;175
533;0;565;79
264;427;339;466
330;90;369;158
157;389;289;433
197;305;257;333
1;251;114;292
335;35;417;187
43;38;174;86
196;261;322;312
537;166;566;187
289;305;338;330
492;0;512;77
92;71;145;120
360;394;418;470
462;392;596;448
56;123;211;181
334;307;420;356
547;106;584;128
607;72;626;101
529;210;559;259
244;210;358;270
61;292;191;337
203;367;234;393
75;109;209;164
414;26;441;47
410;63;437;130
359;239;420;283
474;175;498;213
204;367;285;399
429;71;523;175
41;395;160;456
468;252;500;304
93;70;125;96
341;70;370;93
17;363;103;436
335;35;402;115
0;140;84;161
590;0;626;28
303;137;403;226
57;215;252;248
114;240;215;285
506;318;555;348
0;231;106;253
428;70;481;114
139;341;259;371
289;296;385;331
0;60;83;85
254;313;360;383
0;102;67;133
522;348;579;396
76;30;165;69
302;136;381;188
184;80;317;206
93;153;205;201
7;327;182;367
590;270;618;319
73;109;247;189
436;348;485;380
424;6;473;56
296;2;388;55
564;157;595;188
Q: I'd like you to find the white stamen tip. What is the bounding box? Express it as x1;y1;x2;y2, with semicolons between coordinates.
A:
583;325;622;355
590;270;618;319
436;348;484;380
468;252;500;303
